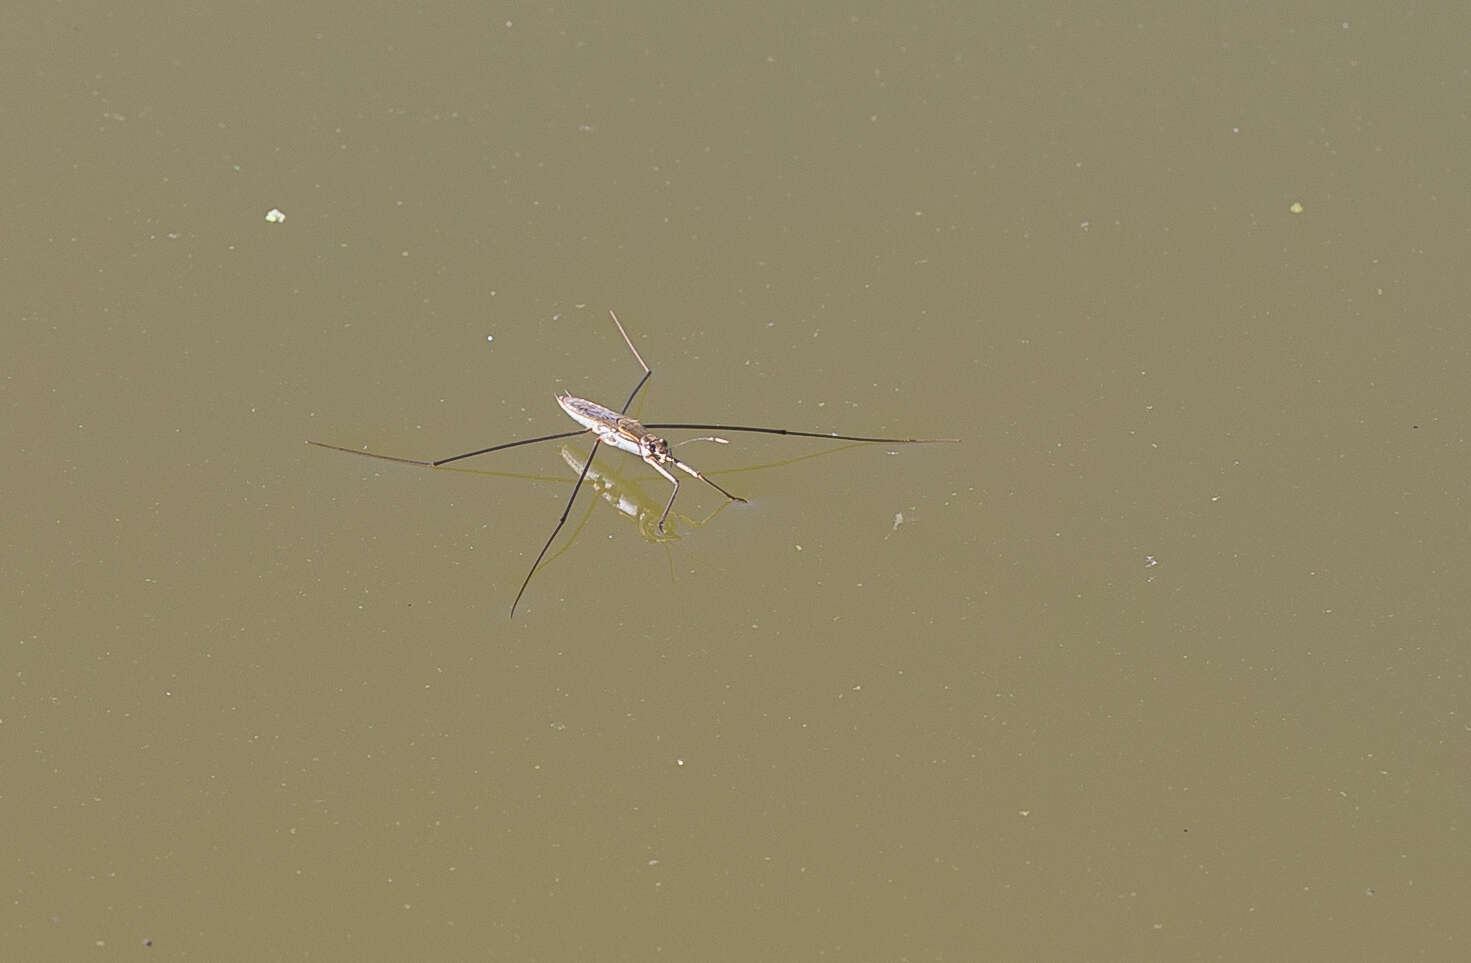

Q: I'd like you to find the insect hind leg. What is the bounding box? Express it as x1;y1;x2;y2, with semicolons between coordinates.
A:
608;310;653;413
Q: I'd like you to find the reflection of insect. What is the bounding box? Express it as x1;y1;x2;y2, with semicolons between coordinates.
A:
309;311;958;618
554;444;731;543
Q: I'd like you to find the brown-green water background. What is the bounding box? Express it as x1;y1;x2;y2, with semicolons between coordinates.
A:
6;3;1469;959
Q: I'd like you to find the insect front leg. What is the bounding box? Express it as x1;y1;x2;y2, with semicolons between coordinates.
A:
672;459;746;504
643;457;681;533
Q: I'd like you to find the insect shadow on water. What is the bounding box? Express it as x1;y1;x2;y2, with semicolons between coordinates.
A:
309;311;959;618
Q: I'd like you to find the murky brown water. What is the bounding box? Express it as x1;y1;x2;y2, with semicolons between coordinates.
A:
8;3;1469;958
